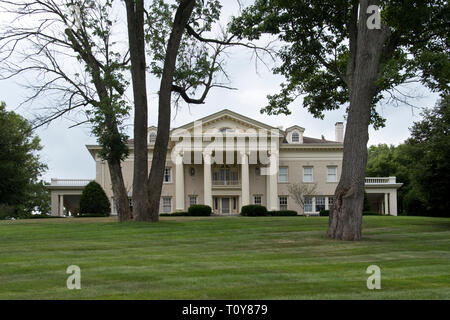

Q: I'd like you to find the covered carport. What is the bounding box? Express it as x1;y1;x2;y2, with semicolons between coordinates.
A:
47;179;92;216
365;177;403;216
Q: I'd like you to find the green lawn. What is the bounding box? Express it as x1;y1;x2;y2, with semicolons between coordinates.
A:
0;216;449;299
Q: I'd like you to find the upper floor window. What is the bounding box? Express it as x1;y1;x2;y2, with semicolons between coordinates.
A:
327;166;337;182
255;166;261;176
292;131;300;143
164;167;172;183
303;167;313;182
149;132;156;143
278;167;288;183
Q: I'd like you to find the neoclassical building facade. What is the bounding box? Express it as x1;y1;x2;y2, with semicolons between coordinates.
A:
48;109;402;216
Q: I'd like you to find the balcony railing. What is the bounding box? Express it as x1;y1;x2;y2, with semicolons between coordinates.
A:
365;177;397;184
50;179;92;187
212;179;241;187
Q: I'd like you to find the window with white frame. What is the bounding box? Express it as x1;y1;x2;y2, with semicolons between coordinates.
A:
189;195;197;206
278;167;288;183
303;167;313;182
163;167;172;183
304;196;313;213
327;166;337;182
316;196;326;212
149;132;156;143
279;196;288;210
328;196;334;208
254;195;262;205
162;197;171;213
292;131;300;143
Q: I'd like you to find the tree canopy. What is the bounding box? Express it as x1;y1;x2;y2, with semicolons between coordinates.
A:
0;101;47;218
366;95;450;217
230;0;449;126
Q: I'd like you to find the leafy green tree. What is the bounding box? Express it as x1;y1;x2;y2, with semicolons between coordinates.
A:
79;181;111;216
366;96;449;217
230;0;449;240
23;180;51;215
406;95;450;217
366;143;411;214
0;0;132;222
0;102;47;218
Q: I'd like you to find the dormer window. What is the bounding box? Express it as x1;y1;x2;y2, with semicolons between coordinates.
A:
292;131;300;143
149;132;156;143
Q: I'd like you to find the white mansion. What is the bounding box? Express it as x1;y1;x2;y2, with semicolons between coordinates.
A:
48;109;402;216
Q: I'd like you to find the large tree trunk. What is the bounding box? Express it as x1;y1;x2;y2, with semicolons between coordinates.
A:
125;0;149;221
327;0;389;240
147;0;196;221
107;158;132;221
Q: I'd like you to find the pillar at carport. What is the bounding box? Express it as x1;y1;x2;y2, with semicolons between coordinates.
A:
389;191;398;216
59;194;64;216
51;192;59;216
384;193;389;215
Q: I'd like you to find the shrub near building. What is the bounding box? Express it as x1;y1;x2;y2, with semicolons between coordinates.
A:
187;205;212;216
241;205;268;216
79;181;111;217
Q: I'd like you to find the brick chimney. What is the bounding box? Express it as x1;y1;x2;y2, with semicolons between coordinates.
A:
335;122;344;143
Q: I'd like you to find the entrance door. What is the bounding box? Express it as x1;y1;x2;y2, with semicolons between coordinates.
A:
221;198;230;214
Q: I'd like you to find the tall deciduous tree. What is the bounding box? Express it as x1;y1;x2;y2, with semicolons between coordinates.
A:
126;0;268;221
406;95;450;217
0;0;132;221
230;0;449;240
0;102;47;218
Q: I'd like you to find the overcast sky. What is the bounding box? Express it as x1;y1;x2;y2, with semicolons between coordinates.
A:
0;1;440;182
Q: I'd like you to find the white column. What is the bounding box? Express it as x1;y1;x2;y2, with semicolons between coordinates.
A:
175;153;185;211
59;194;64;216
269;153;278;211
203;152;212;207
241;152;250;207
389;190;398;216
266;172;270;209
384;193;389;215
51;192;58;216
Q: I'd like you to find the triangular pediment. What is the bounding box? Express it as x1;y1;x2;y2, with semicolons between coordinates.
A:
173;109;282;135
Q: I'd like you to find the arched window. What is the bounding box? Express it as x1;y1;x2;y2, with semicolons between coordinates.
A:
149;132;156;143
292;131;300;143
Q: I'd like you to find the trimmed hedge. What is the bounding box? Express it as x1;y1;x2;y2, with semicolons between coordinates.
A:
79;181;110;217
188;205;212;216
319;210;330;216
268;210;298;216
23;214;63;219
241;205;268;216
160;212;189;216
